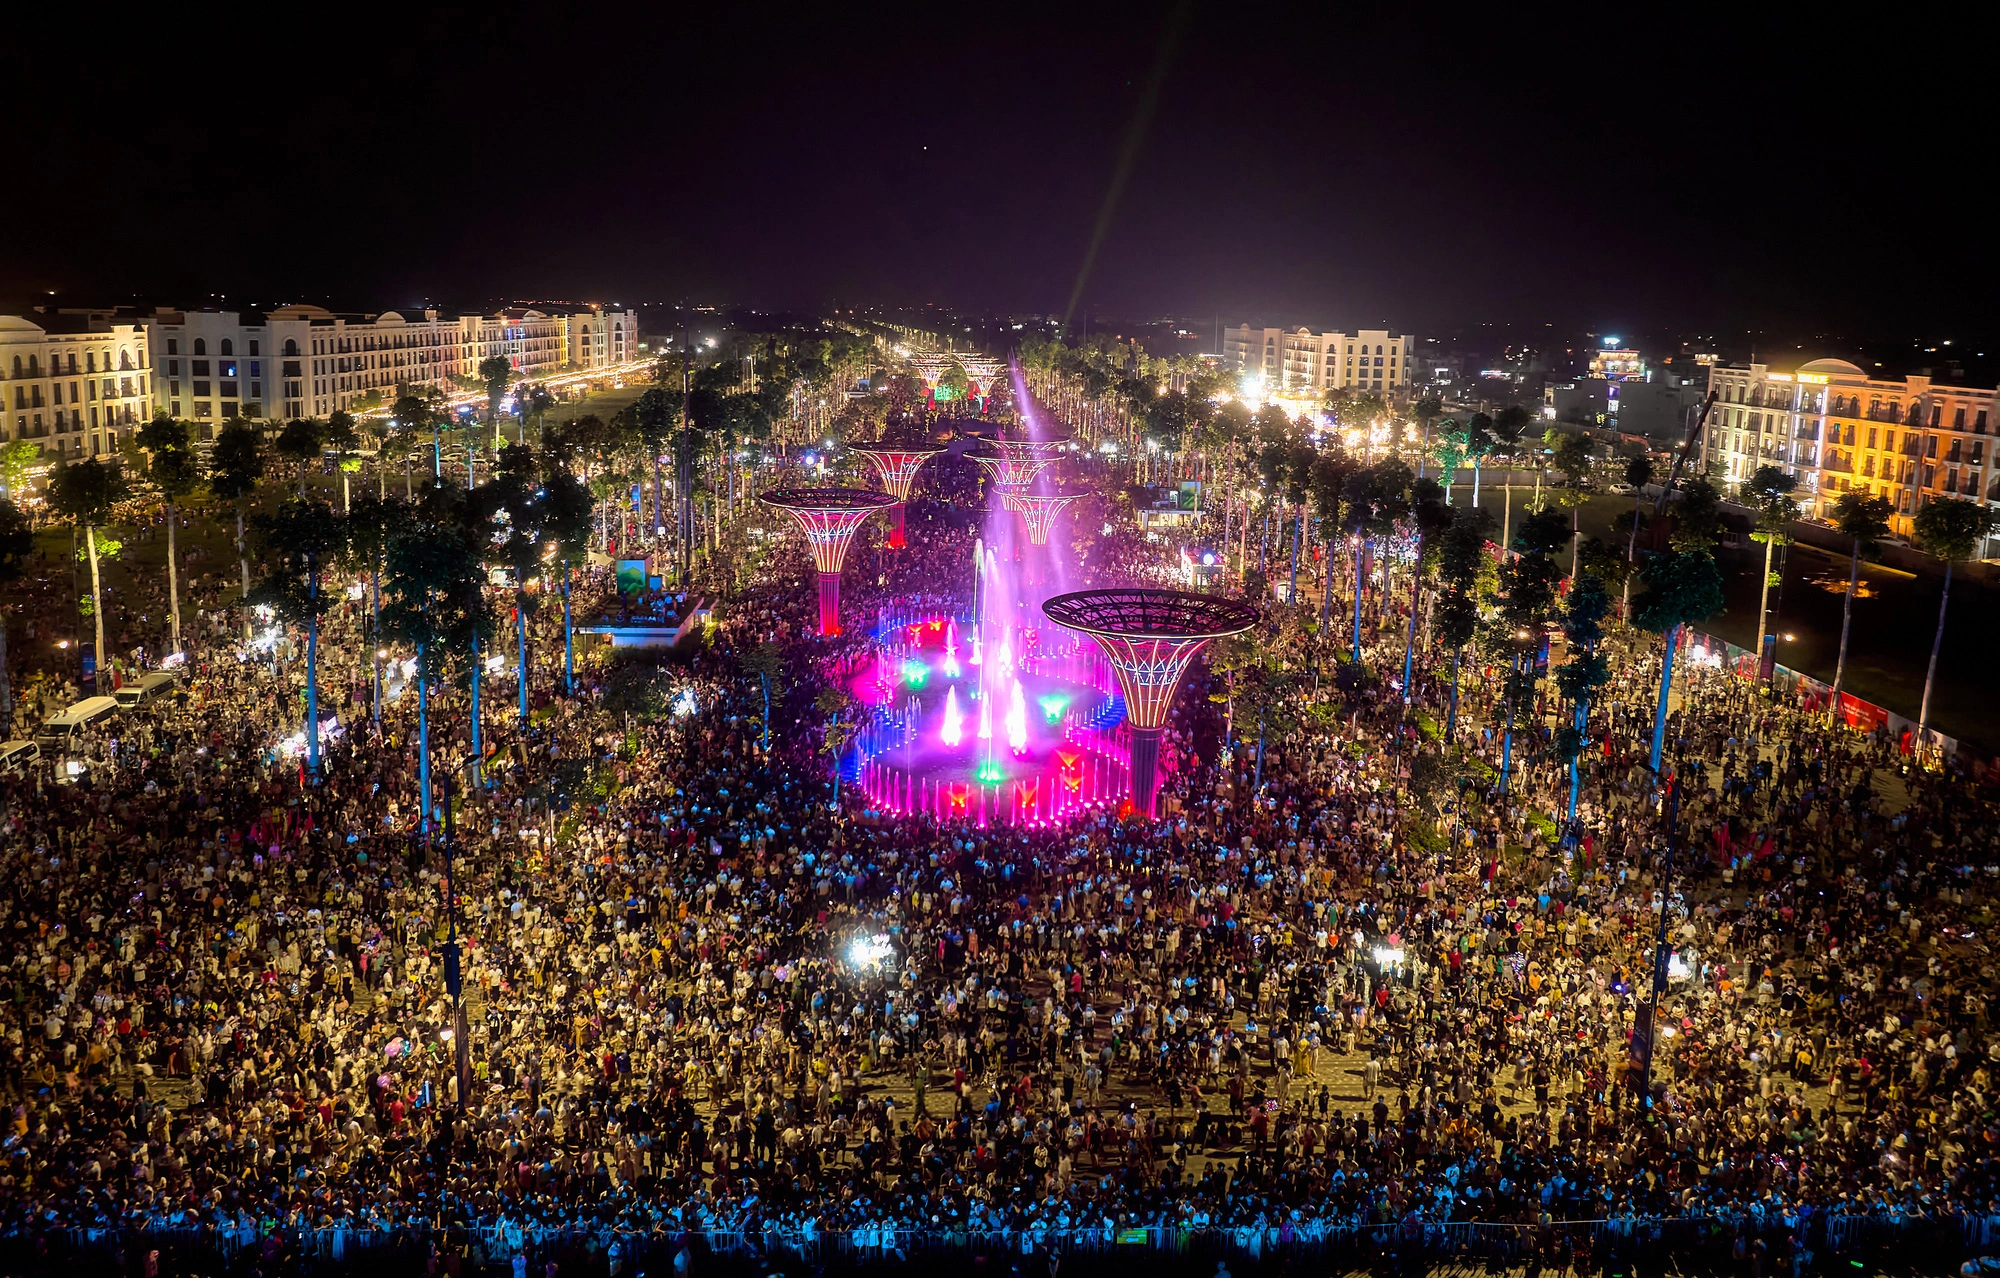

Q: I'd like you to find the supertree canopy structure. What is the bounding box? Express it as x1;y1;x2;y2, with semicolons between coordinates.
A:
849;441;945;549
759;487;898;636
967;423;1075;491
1042;588;1258;817
966;447;1055;490
997;488;1085;547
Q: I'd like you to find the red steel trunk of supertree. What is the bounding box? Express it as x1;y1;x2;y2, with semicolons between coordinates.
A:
1127;726;1163;818
889;504;907;549
817;573;843;637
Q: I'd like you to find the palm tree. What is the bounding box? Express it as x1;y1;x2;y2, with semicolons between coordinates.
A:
1459;413;1495;507
275;418;323;496
248;498;348;777
1410;395;1443;478
1406;478;1454;704
1342;460;1412;667
479;355;515;451
535;447;596;696
1740;465;1799;666
0;497;31;737
209;419;266;639
1827;490;1893;716
48;458;127;686
345;493;404;724
323;410;363;512
363;417;395;498
1554;571;1611;838
1308;449;1354;633
382;480;490;838
1911;496;2000;746
1432;508;1491;740
136;415;202;654
491;444;553;725
1489;406;1532;555
392;389;441;480
739;642;784;752
633;387;676;543
1634;549;1726;773
1494;508;1571;797
1619;454;1656;618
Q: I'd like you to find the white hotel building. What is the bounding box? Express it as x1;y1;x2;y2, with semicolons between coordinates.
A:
1704;357;2000;541
145;304;635;430
0;303;640;448
0;313;155;458
1221;324;1415;398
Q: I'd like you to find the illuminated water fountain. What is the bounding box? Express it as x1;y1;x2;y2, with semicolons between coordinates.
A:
845;613;1134;826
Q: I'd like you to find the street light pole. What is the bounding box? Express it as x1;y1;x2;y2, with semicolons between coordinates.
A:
441;768;470;1111
1635;772;1680;1109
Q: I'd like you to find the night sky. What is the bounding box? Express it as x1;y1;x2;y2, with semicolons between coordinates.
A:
8;3;1994;339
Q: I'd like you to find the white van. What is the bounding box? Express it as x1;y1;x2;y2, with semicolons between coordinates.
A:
115;669;180;709
33;695;121;753
0;740;38;774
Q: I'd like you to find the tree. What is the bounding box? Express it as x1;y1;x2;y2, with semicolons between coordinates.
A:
539;454;596;695
1432;507;1493;739
382;481;491;838
1489;406;1533;555
1633;549;1725;774
136;415;202;654
1308;448;1355;633
1430;419;1467;503
1667;477;1724;554
209;419;267;638
248;498;348;777
815;686;858;808
48;458;126;684
346;493;406;724
1553;571;1611;839
478;355;515;431
739;642;784;752
1493;508;1571;796
363;416;396;499
1404;477;1454;701
1545;428;1594;577
322;410;363;512
1456;413;1495;506
936;360;971;404
1340;459;1412;665
633;386;676;542
1620;453;1656;616
275;418;323;495
1827;490;1893;716
0;498;31;736
1911;496;2000;746
0;439;40;500
392;389;441;479
1738;465;1798;668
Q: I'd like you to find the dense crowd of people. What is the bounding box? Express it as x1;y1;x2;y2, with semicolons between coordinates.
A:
2;409;1999;1278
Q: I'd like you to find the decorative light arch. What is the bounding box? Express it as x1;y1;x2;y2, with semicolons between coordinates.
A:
997;488;1084;546
849;441;945;548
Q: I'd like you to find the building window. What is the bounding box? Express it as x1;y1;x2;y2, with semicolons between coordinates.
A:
194;339;206;355
167;339;179;355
